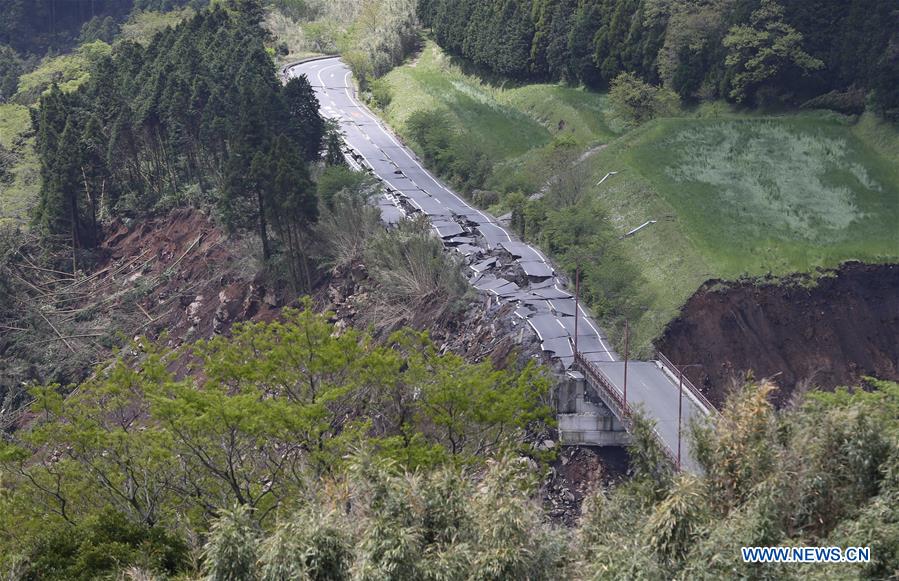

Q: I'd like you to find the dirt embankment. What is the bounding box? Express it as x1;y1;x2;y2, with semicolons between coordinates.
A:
657;263;899;407
98;208;283;347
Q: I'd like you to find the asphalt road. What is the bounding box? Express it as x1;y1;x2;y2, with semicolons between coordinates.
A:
287;57;706;471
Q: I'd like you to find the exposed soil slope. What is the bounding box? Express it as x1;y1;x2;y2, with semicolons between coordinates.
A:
98;208;283;346
658;263;899;407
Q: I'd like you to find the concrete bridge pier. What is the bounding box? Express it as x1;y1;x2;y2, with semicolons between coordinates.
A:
557;371;631;446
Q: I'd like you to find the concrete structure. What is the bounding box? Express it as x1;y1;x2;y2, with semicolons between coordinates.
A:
557;371;630;446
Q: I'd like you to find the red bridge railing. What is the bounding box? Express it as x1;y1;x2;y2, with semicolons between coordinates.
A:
573;352;632;421
572;352;677;464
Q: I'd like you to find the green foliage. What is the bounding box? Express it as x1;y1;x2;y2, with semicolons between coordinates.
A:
315;168;382;270
644;473;708;564
203;505;259;581
626;410;674;492
0;45;21;102
29;4;325;263
421;0;895;110
723;0;823;104
341;0;419;89
0;304;555;571
607;72;679;128
369;77;393;109
0;0;131;55
257;508;352;581
405;109;492;194
379;40;614;164
0;103;37;224
79;15;121;44
18;508;188;580
316;165;371;210
4;359;899;577
363;218;473;326
118;8;199;45
195;454;569;580
13;41;111;105
576;379;899;576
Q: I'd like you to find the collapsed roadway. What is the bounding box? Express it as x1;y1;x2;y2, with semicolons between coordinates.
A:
287;57;710;472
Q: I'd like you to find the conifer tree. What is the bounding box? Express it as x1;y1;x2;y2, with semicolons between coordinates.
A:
282;75;325;162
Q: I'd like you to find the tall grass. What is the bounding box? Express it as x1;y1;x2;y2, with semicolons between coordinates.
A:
363;218;471;329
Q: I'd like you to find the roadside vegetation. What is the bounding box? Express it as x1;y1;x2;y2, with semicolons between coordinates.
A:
264;0;418;83
1;1;898;577
0;3;207;230
376;40;899;354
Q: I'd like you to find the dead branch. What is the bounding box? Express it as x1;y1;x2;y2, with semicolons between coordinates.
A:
165;233;204;275
33;333;104;346
37;310;75;354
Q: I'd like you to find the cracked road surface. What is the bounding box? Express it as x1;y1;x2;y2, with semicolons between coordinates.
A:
287;58;707;471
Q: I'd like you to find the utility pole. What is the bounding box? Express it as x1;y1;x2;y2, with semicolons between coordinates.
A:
573;265;580;355
623;320;629;406
677;367;684;471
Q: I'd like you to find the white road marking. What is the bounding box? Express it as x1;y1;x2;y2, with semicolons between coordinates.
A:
305;59;613;357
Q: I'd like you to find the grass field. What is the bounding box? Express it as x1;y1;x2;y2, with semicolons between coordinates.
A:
379;43;899;351
381;42;614;164
627;115;899;275
567;112;899;348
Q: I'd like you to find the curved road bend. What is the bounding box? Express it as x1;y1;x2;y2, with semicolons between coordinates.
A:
287;58;706;472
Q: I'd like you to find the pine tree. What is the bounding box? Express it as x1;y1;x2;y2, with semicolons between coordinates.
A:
282;75;325;162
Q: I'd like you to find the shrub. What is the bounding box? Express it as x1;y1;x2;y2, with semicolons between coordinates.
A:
363;218;471;327
369;77;393;109
608;72;680;127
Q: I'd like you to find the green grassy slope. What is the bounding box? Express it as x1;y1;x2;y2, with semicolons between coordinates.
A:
378;43;899;351
570;112;899;348
627;115;899;276
381;42;613;162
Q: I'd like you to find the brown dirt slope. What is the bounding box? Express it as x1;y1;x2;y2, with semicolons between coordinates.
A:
658;263;899;407
99;208;282;347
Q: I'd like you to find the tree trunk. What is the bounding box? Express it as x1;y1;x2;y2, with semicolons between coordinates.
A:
256;189;270;260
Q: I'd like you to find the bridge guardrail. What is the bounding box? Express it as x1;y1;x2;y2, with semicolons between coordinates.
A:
574;352;632;420
655;350;716;415
572;352;677;464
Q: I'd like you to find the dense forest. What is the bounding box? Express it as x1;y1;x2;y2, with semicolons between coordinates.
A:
30;1;326;283
0;0;208;55
417;0;898;117
2;309;897;577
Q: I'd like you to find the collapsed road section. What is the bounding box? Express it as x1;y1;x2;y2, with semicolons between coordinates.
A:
287;57;709;472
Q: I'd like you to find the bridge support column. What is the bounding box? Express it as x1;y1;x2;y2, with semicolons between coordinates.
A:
557;371;631;446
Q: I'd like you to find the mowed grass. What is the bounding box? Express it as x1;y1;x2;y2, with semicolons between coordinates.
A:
381;42;614;163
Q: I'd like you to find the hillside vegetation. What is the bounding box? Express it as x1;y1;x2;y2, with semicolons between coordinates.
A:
417;0;898;119
0;104;38;224
378;42;899;353
0;6;204;228
2;312;898;577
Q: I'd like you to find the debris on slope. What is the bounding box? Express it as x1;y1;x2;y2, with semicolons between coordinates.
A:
97;208;284;347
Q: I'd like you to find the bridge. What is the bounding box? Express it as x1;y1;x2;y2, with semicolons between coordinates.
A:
286;57;713;472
